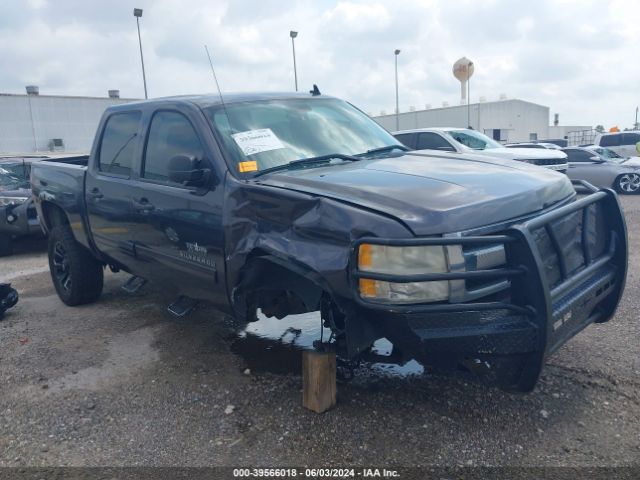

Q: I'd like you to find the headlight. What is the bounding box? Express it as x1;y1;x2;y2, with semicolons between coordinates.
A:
357;244;452;304
0;196;27;207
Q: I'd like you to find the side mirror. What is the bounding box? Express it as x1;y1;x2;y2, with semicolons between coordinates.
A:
168;154;211;187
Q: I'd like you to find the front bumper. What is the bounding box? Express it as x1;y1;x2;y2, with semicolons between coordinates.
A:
0;198;42;237
351;187;627;391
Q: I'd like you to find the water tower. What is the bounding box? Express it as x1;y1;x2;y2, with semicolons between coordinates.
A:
453;57;474;105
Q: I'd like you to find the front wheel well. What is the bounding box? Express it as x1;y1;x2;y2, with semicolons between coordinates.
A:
232;255;325;321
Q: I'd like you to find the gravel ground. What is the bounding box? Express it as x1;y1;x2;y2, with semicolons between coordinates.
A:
0;198;639;468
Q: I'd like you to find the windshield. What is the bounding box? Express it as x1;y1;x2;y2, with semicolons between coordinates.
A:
0;162;30;191
204;98;403;174
592;147;624;160
447;130;503;150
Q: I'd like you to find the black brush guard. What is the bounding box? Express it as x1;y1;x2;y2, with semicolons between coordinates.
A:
351;186;627;391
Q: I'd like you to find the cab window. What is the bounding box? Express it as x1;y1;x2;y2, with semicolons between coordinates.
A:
394;133;415;149
142;111;205;185
98;111;141;176
417;132;455;151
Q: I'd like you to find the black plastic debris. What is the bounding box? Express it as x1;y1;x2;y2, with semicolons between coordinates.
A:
0;283;18;320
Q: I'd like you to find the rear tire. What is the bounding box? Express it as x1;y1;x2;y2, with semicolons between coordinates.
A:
0;234;12;257
614;173;640;194
48;226;104;306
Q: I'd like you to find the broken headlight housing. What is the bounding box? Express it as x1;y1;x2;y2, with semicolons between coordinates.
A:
357;244;458;304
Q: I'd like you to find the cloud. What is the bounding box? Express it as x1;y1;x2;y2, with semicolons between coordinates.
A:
0;0;638;128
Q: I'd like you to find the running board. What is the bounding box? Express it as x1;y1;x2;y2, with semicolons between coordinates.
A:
167;295;198;317
121;276;147;294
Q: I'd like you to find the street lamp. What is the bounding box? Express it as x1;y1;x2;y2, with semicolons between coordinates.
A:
394;49;401;131
290;31;298;92
133;8;148;99
467;59;473;128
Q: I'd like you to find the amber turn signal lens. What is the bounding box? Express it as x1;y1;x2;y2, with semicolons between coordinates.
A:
359;278;377;297
358;244;373;269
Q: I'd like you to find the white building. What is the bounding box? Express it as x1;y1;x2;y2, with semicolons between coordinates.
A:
373;98;590;145
0;87;137;154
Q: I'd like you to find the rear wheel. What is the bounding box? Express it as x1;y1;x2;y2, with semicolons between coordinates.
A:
0;234;12;257
615;173;640;194
48;226;104;305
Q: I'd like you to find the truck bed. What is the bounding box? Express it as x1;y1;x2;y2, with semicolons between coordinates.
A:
40;154;89;166
30;159;90;247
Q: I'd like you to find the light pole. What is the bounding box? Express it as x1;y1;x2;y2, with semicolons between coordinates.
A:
133;8;148;99
467;59;473;128
290;31;298;92
635;106;638;130
394;49;400;131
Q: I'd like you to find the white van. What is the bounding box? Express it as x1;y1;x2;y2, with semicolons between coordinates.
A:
594;131;640;158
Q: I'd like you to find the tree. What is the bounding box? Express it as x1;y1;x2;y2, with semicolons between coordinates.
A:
595;125;605;133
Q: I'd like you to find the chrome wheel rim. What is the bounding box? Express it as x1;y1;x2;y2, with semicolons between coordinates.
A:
52;241;72;292
619;174;640;193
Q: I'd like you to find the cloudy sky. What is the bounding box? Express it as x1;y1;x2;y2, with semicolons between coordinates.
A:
1;0;638;128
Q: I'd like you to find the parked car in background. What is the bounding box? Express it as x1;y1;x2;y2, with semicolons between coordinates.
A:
594;131;640;158
538;139;568;148
505;142;563;150
563;146;640;194
0;154;87;256
0;156;48;256
394;128;568;173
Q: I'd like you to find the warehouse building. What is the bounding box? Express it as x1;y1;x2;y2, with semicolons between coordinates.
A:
373;98;590;145
0;86;136;154
0;87;591;153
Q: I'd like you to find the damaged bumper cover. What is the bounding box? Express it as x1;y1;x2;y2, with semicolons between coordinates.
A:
350;188;627;391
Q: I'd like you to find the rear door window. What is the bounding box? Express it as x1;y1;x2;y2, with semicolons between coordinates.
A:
565;149;594;162
98;111;141;177
417;132;455;151
599;134;620;147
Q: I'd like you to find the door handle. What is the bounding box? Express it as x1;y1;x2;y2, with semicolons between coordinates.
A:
134;197;155;212
89;188;104;199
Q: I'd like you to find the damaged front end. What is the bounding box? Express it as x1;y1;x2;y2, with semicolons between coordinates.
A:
350;188;627;391
224;173;626;392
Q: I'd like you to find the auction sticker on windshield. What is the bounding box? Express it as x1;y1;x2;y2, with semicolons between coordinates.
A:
232;128;285;156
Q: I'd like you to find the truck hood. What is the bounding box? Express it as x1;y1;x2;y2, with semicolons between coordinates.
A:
471;147;568;161
256;153;574;235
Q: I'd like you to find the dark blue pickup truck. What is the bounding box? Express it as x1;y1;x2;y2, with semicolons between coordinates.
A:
30;92;628;391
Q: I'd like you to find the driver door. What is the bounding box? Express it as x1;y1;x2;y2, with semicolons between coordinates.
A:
565;149;602;184
128;108;226;305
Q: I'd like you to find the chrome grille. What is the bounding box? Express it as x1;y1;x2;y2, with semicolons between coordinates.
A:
532;158;566;166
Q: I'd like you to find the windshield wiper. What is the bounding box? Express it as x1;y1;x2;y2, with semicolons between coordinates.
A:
253;153;360;177
360;144;409;156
